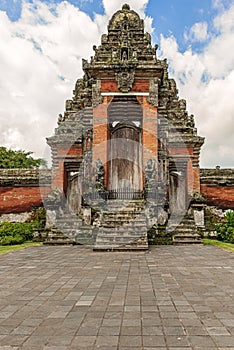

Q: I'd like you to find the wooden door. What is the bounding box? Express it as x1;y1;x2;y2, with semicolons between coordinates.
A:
108;124;142;191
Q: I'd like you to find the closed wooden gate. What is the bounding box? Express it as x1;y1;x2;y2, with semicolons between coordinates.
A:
107;96;143;193
108;124;142;191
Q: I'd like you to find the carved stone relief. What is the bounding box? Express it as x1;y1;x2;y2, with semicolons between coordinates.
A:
92;80;103;108
147;78;159;107
115;70;135;93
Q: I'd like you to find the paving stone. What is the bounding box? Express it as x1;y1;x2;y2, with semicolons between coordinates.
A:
212;335;234;346
186;326;208;335
165;335;191;347
0;335;28;346
0;245;234;349
70;335;96;347
95;335;119;347
119;335;142;347
143;335;166;347
122;318;141;327
188;335;217;347
206;326;230;335
98;326;121;335
142;326;164;336
163;326;186;335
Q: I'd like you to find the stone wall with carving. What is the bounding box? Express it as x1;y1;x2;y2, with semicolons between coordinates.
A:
200;168;234;209
0;169;51;215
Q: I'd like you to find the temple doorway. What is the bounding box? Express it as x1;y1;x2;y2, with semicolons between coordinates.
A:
107;96;143;194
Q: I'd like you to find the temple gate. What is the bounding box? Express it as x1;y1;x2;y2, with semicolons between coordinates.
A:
46;4;204;249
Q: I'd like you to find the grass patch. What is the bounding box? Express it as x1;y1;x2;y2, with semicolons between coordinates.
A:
203;238;234;253
0;241;42;255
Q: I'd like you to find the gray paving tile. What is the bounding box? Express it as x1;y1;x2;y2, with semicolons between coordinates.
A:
119;335;142;347
143;335;166;347
1;245;234;349
95;335;119;347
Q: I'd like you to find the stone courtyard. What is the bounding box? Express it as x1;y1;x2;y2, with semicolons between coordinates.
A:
0;245;234;349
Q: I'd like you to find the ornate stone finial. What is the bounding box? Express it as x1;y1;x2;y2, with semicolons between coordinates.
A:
122;4;130;10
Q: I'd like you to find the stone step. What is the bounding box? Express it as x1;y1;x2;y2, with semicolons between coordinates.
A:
102;224;146;230
168;228;197;234
56;217;82;221
173;238;202;244
173;232;200;238
102;210;145;216
95;232;148;247
102;201;145;210
56;225;83;231
93;245;148;252
101;221;146;227
45;222;97;245
44;240;74;245
102;211;145;217
167;215;202;244
96;230;144;236
44;230;74;245
97;236;146;243
169;219;196;224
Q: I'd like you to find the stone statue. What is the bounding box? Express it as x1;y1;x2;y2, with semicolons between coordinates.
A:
57;114;64;125
94;159;105;191
145;159;157;180
187;114;195;128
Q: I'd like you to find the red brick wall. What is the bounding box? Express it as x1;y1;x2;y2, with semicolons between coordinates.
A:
52;164;65;190
0;186;51;214
201;185;234;209
93;100;109;187
101;80;149;93
141;98;158;162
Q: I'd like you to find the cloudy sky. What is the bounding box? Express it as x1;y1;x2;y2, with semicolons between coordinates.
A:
0;0;233;168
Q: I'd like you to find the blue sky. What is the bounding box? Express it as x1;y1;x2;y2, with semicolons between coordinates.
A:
1;0;231;50
0;0;233;167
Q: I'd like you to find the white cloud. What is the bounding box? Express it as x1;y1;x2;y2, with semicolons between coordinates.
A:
0;0;153;163
95;0;153;34
160;4;234;167
0;0;100;159
184;22;209;42
102;0;148;18
212;0;231;11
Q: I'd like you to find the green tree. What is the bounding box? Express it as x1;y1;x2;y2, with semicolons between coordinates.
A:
0;147;47;169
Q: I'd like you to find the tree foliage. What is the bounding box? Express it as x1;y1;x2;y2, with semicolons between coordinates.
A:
0;147;47;169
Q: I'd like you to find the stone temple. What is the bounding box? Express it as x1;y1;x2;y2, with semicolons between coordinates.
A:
45;4;206;250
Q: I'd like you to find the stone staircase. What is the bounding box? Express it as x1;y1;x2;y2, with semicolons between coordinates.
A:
44;213;97;246
44;228;74;245
167;214;202;244
94;200;148;251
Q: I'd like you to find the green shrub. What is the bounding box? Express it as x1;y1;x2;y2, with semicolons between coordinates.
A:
0;222;34;245
226;210;234;226
226;226;234;243
27;207;46;229
0;234;25;245
215;210;234;243
0;207;48;246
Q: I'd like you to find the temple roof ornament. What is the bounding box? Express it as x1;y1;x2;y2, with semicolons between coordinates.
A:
108;4;143;32
90;3;157;64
